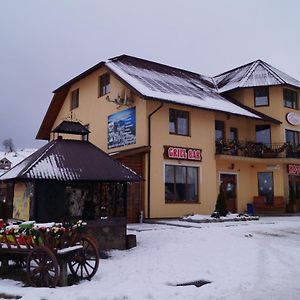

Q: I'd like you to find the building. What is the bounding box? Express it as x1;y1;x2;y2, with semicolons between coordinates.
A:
36;55;300;221
0;149;37;176
0;122;141;249
0;149;37;216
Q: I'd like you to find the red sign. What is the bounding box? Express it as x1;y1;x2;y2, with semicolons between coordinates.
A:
287;164;300;175
164;146;202;161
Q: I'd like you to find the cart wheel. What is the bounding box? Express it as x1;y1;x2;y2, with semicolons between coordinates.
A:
68;237;99;280
26;246;59;288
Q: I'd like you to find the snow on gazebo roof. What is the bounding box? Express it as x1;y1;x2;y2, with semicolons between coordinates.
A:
0;139;141;182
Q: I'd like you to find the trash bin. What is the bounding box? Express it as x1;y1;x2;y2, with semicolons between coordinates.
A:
247;203;254;216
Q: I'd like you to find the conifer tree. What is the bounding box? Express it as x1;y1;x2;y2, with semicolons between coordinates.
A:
215;184;228;216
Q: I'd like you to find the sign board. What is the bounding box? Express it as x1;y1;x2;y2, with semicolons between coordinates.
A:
164;146;202;161
286;112;300;126
13;182;32;220
287;164;300;175
108;107;136;149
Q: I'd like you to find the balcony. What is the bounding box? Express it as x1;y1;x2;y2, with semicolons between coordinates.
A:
215;139;300;159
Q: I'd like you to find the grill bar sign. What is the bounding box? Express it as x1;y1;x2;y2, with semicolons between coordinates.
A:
287;164;300;175
164;146;202;161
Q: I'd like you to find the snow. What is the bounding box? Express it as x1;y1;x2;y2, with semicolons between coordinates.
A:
57;245;83;255
1;216;300;299
106;61;261;119
0;149;36;167
215;60;300;93
0;149;36;177
182;213;259;222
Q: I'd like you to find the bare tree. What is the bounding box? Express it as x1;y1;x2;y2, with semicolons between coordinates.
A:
2;138;15;153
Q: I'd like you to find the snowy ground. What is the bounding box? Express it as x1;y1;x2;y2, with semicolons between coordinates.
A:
1;216;300;300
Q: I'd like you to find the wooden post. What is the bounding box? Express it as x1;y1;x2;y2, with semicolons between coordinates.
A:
59;260;68;287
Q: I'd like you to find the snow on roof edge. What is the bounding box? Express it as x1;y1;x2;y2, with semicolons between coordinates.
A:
106;61;261;119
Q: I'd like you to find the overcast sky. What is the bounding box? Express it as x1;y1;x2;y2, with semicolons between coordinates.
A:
1;0;300;150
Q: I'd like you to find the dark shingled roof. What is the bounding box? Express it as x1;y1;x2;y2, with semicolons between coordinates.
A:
0;139;142;182
52;121;90;135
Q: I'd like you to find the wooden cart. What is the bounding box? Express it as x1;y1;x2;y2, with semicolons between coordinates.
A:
0;221;99;287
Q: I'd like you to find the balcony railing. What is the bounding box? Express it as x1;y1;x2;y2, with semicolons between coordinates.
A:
215;139;300;159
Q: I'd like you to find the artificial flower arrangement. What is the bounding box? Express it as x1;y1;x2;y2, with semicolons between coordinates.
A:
0;219;86;248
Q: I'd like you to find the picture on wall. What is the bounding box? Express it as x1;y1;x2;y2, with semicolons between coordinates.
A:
108;107;136;149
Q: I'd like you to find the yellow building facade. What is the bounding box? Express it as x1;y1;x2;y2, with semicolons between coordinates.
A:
37;55;300;221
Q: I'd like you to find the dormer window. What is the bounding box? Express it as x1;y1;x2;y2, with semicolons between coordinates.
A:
70;88;79;110
99;73;111;97
284;88;298;109
254;86;269;107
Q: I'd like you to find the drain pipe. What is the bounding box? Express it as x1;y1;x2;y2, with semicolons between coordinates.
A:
147;102;164;219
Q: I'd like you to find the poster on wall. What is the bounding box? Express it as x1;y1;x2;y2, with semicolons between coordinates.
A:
13;182;32;221
108;107;136;149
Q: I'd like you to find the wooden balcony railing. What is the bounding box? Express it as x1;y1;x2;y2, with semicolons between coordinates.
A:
215;139;300;159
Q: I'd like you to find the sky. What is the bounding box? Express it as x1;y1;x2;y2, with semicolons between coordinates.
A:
1;0;300;150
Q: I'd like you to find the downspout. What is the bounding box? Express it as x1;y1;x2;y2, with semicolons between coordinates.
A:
147;101;164;219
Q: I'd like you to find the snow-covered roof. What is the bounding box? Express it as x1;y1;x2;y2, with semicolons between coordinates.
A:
0;139;141;182
106;56;261;119
0;149;37;176
214;59;300;93
38;55;298;140
0;149;36;166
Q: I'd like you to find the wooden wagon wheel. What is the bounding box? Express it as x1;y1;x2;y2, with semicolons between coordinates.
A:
68;237;99;280
26;246;59;288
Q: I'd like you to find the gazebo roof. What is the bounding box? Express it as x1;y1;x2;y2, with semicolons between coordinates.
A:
52;121;90;136
0;139;141;182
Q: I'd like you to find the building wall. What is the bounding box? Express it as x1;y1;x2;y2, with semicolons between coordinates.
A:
51;68;300;218
224;86;300;211
147;102;217;217
228;86;300;143
53;69;148;151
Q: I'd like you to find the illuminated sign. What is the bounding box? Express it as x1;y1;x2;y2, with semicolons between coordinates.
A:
164;146;202;161
287;164;300;175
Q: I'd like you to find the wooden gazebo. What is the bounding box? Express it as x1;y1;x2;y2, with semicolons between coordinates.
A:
0;121;141;250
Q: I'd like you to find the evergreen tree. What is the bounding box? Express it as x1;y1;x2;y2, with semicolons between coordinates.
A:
215;184;228;216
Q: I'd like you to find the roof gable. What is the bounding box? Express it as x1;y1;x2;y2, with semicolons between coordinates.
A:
214;60;300;92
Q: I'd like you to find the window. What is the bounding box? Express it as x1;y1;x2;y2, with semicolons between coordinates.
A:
99;73;111;97
256;125;271;144
257;172;274;204
169;109;189;136
286;129;299;147
70;89;79;110
284;88;298;109
254;86;269;106
215;120;225;140
165;165;198;202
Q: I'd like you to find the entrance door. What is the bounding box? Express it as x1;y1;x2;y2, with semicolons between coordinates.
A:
220;174;237;213
117;153;144;223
